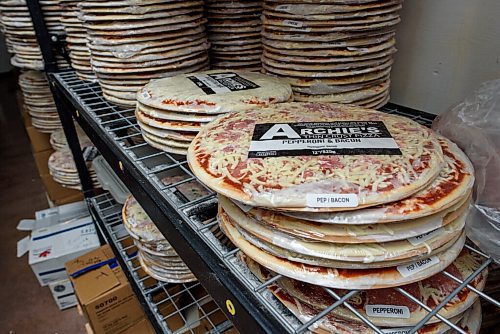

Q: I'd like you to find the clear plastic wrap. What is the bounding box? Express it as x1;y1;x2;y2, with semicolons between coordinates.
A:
432;79;500;263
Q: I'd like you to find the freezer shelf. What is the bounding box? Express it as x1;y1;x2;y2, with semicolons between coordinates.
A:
52;70;499;334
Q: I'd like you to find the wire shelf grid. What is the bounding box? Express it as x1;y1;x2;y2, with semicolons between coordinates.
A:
55;70;498;334
90;192;235;334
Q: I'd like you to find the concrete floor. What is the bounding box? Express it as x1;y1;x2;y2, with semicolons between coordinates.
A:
0;71;86;333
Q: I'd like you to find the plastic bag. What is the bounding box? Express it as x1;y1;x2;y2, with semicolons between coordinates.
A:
432;79;500;263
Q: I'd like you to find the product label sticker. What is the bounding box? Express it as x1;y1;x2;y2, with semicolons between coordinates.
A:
365;305;411;319
83;146;98;162
408;228;443;246
381;327;412;334
397;256;440;277
188;72;260;95
289;34;307;40
248;121;401;158
283;20;303;28
306;194;359;208
275;5;291;11
230;199;253;213
141;90;151;99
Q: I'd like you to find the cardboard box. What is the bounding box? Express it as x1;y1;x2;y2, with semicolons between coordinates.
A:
33;149;54;177
25;125;52;153
120;319;155;334
28;216;100;286
40;173;83;204
48;278;78;310
66;245;146;334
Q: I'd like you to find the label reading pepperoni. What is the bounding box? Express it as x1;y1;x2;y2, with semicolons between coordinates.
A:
187;72;260;95
365;305;411;319
397;256;440;277
306;194;359;208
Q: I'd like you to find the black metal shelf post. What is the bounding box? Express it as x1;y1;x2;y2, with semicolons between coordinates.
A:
25;0;94;198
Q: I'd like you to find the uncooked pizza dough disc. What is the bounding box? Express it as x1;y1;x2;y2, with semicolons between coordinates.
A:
188;102;444;210
219;210;466;289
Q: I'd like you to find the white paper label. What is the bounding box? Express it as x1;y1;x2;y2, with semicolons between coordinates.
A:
306;194;359;208
381;327;412;334
283;20;303;28
408;228;443;246
141;90;151;99
248;121;401;158
397;256;440;277
230;199;253;213
365;305;410;319
36;207;58;220
275;5;291;11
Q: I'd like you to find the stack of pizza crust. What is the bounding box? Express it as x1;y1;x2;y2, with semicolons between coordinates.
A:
187;102;485;333
0;0;69;70
261;0;403;107
122;195;197;283
135;70;292;155
78;0;210;107
205;0;263;71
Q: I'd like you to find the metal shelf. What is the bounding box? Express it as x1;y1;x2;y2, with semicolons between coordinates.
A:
89;192;234;334
50;70;499;334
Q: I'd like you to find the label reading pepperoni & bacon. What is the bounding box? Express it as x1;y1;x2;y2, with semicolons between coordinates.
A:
248;121;401;158
187;72;260;95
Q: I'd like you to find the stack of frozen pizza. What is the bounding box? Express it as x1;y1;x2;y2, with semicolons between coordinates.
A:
19;70;61;132
188;102;486;333
135;70;292;155
48;147;100;190
59;0;95;81
78;0;210;107
122;195;197;283
205;0;263;71
0;0;68;70
261;0;402;108
49;127;92;151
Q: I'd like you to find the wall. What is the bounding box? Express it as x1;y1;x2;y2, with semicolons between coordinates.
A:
390;0;500;114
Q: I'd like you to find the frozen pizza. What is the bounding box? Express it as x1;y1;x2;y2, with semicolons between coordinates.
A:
242;246;487;327
218;208;466;289
137;70;293;114
188;102;444;210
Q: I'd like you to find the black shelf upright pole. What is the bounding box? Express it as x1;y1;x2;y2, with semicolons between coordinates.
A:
25;0;95;198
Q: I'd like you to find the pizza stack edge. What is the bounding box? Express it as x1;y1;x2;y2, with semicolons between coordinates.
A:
186;101;483;333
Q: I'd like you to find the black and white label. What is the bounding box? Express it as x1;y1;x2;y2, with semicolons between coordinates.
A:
397;256;440;277
408;228;443;246
248;121;401;158
306;194;358;208
82;146;98;162
283;19;303;28
230;199;252;213
188;72;260;95
365;305;410;319
381;327;411;334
